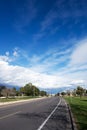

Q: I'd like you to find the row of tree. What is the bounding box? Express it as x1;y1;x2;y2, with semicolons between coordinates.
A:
0;83;47;98
59;86;87;97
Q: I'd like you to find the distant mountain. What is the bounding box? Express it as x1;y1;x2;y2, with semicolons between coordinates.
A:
0;83;87;94
40;86;78;94
0;83;20;90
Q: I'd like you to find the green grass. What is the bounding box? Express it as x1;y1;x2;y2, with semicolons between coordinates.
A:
0;96;40;102
64;96;87;130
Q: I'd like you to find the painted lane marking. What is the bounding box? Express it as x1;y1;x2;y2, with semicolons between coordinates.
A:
0;111;21;120
37;98;61;130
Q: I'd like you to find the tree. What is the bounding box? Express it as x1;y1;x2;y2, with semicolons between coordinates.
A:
20;87;25;96
61;92;66;96
10;88;16;97
1;88;11;98
12;87;19;96
55;93;60;96
0;85;6;96
21;83;40;96
85;89;87;96
20;83;47;97
72;89;76;96
40;91;47;96
24;83;33;96
76;86;85;98
66;90;71;96
32;85;40;96
1;88;16;98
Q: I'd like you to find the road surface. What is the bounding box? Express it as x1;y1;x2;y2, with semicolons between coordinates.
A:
0;97;72;130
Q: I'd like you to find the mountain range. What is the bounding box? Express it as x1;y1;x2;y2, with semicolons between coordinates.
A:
0;83;87;94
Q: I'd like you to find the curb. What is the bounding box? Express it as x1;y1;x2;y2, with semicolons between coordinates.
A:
67;103;78;130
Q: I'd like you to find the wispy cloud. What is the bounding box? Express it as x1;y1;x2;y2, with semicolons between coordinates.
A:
41;10;58;31
56;0;87;18
34;0;87;41
33;1;59;41
0;47;20;63
54;38;87;78
13;47;20;57
27;46;71;73
0;55;10;62
70;39;87;65
0;38;87;88
14;0;37;32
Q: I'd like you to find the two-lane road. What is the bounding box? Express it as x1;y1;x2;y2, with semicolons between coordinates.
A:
0;97;72;130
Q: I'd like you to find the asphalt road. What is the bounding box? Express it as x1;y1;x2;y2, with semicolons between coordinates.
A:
0;97;72;130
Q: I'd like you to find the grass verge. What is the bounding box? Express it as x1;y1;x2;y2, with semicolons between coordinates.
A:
0;96;40;102
64;96;87;130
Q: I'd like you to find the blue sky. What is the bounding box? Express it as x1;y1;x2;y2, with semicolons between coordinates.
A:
0;0;87;89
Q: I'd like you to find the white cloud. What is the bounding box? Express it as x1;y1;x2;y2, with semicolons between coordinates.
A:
28;48;70;73
13;47;20;57
56;39;87;75
41;10;58;31
0;56;86;89
0;55;9;62
0;57;71;88
13;51;18;57
70;39;87;65
0;48;20;63
0;39;87;89
6;51;10;56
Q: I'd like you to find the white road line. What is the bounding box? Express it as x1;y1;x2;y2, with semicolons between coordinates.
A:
0;111;21;120
37;98;61;130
